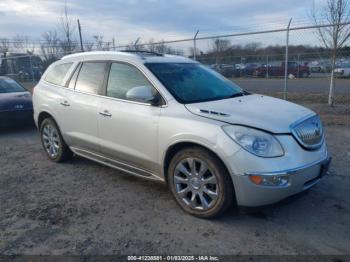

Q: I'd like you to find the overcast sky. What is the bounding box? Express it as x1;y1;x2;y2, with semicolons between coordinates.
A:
0;0;327;46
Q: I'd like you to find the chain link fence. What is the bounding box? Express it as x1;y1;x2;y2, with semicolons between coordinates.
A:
1;21;350;100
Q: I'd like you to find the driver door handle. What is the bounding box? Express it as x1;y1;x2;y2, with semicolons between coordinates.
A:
99;110;112;117
60;101;70;107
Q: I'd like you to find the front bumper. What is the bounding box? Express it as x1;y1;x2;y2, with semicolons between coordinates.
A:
232;156;331;207
0;109;34;126
334;71;344;77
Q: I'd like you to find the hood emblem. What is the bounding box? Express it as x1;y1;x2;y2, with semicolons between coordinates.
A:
312;121;321;135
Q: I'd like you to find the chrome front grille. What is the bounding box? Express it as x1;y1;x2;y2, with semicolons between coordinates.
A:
291;115;324;150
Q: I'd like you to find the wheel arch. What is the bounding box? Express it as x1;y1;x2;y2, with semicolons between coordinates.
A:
38;111;55;128
162;141;234;188
37;111;64;139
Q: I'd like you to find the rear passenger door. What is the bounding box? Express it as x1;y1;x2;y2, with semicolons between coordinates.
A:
97;62;162;174
63;61;108;153
42;62;74;131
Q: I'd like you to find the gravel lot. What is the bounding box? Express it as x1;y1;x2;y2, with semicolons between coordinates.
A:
0;98;350;256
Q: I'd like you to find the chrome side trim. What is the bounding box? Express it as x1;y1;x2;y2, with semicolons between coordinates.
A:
70;147;165;182
244;155;330;176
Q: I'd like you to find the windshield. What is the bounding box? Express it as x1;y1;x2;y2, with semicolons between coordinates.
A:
0;78;26;93
145;63;243;104
337;62;350;68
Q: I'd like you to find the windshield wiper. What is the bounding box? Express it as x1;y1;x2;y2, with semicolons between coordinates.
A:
228;92;245;98
228;90;251;99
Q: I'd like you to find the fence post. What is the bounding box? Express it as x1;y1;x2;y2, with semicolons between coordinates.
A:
266;55;269;78
297;54;300;78
77;19;84;52
193;30;199;61
29;54;35;84
284;18;292;100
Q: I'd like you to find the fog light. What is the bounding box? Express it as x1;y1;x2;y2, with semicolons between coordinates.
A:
249;174;289;187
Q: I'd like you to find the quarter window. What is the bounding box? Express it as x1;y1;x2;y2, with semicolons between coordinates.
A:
75;62;107;94
44;62;73;86
106;63;156;101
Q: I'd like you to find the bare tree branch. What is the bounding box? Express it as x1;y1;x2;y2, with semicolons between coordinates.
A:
311;0;350;106
40;30;61;68
58;2;77;54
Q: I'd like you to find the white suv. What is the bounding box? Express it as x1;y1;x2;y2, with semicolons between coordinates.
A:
33;51;331;218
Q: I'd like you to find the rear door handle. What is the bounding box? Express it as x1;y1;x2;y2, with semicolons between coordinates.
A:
99;110;112;117
60;101;70;107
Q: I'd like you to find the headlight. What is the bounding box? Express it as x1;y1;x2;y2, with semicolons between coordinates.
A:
222;125;284;157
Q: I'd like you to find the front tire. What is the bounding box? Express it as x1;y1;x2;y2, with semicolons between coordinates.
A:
40;118;72;162
167;147;235;218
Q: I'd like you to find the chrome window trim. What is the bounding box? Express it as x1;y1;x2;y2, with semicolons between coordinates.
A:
65;87;165;107
63;83;168;108
42;80;66;89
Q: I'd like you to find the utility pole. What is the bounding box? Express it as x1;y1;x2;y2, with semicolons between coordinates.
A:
193;30;199;60
77;19;84;52
112;37;116;51
283;18;292;100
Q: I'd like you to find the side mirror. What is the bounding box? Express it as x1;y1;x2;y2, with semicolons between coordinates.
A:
126;86;157;104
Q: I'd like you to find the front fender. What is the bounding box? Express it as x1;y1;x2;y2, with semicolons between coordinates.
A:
159;125;241;179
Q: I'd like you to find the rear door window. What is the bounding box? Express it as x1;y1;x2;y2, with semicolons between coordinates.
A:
75;62;107;94
44;62;73;86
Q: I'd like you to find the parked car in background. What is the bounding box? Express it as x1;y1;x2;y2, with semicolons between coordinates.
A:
240;63;259;76
309;61;328;73
0;76;33;126
33;51;330;218
210;64;236;78
334;62;350;78
18;66;43;81
254;61;310;78
0;53;43;82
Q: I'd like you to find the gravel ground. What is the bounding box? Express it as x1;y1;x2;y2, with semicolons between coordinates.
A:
0;102;350;256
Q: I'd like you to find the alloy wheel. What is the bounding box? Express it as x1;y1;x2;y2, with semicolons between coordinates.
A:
42;123;60;159
174;157;219;210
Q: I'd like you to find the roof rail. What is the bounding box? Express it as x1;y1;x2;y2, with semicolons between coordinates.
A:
120;50;164;58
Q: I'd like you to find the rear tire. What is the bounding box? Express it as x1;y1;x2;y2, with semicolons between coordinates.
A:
40;118;72;162
167;147;235;218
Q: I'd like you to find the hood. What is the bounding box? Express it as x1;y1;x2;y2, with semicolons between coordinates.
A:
0;91;33;112
185;94;314;133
